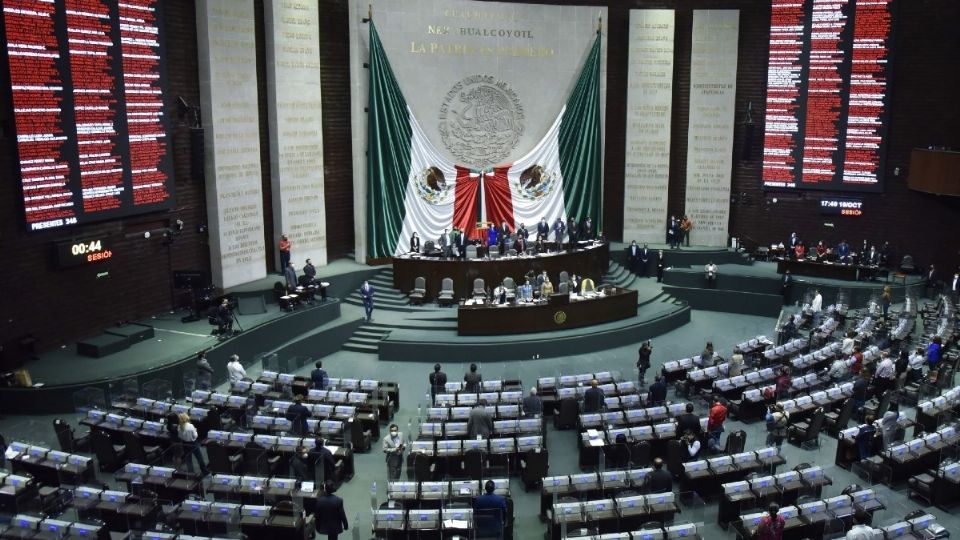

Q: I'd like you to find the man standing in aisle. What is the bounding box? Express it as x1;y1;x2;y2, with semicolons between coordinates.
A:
382;424;404;480
314;480;349;540
227;355;247;383
429;364;447;401
284;261;298;290
360;280;375;322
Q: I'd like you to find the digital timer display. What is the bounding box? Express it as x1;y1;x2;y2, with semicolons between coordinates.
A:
820;198;864;217
55;238;113;268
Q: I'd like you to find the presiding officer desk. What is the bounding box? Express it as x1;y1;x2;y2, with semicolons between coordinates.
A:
393;241;609;301
458;288;638;336
775;257;875;281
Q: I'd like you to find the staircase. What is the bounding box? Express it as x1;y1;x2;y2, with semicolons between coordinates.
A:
600;261;639;290
343;268;412;310
341;322;391;354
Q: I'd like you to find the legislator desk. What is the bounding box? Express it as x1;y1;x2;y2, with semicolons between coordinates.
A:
393;242;609;300
776;258;869;281
457;288;637;336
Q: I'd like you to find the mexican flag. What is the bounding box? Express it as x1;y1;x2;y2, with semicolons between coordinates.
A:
485;31;604;239
366;22;602;258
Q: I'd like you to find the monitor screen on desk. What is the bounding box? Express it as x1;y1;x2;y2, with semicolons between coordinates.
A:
102;490;128;503
665;523;697;538
882;522;910;538
268;477;296;490
70;523;102;537
241;505;271;517
227;395;247;407
14;515;41;529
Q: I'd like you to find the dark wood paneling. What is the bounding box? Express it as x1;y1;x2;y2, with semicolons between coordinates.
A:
319;0;356;259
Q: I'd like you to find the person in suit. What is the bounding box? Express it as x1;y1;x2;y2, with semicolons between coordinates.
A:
567;217;578;248
553;217;566;250
314;481;348;540
467;401;494;438
583;379;604;413
438;228;450;257
656;250;666;282
196;352;214;391
780;270;792;304
303;259;317;283
290;446;312;481
517;223;529;240
285;394;311;435
311;438;339;483
676;403;701;436
647;458;672;493
536;271;548;291
522;387;542;417
360;281;374;321
537;217;550;240
647;376;667;406
474;480;508;539
666;216;677;248
788;232;799;248
836;240;851;263
637;341;652;385
284;261;298;290
498;221;511;240
409;232;421;253
429;363;447;401
311;361;328;390
925;265;938;295
464;363;482;393
627;241;640;274
461;229;471;259
640;244;650;276
582;217;593;240
382;424;404;480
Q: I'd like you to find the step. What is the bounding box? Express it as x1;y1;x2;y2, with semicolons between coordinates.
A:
342;342;379;353
354;330;389;339
348;336;384;346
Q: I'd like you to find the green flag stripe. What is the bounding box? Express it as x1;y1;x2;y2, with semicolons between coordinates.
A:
366;21;412;260
559;32;603;229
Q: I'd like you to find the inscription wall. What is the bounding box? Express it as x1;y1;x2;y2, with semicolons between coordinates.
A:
265;0;328;269
195;0;266;288
622;10;675;244
684;10;739;247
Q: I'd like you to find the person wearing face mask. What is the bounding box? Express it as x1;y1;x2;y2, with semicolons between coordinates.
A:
382;424;405;480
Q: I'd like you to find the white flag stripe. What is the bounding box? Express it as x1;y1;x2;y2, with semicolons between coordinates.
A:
506;107;568;233
394;106;458;255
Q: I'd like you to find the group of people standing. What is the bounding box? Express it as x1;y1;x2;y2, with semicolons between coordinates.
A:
667;215;692;249
626;242;668;282
410;215;598;259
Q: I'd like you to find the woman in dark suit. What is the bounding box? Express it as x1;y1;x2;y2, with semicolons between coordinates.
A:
314;481;348;540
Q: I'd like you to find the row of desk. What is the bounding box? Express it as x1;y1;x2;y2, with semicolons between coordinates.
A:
457;288;638;335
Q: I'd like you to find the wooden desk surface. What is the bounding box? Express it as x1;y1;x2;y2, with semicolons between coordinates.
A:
393;243;609;300
457;289;637;336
